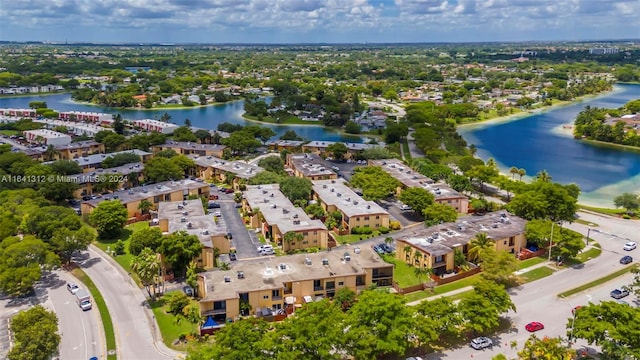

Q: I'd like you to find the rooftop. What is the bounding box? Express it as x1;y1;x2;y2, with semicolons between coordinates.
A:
133;119;180;127
158;199;227;246
24;129;70;139
190;155;264;179
156;141;226;153
401;211;526;255
44;149;151;167
312;179;388;217
266;140;305;148
199;245;390;301
304;140;386;151
287;153;334;178
65;162;144;184
244;184;326;234
81;179;208;207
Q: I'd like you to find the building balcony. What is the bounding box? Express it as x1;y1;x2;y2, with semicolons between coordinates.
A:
272;295;282;301
202;308;227;316
313;286;324;291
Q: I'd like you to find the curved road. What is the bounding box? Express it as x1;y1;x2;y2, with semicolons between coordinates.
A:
423;211;639;359
79;246;183;360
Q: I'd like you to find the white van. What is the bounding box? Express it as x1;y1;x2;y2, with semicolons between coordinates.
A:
75;288;92;311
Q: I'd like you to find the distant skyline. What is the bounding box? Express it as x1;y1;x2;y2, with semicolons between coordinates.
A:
1;0;639;44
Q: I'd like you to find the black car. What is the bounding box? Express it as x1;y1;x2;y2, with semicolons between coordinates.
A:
620;255;633;265
229;252;237;261
183;286;194;297
226;233;233;239
379;243;393;253
82;195;92;201
207;202;221;209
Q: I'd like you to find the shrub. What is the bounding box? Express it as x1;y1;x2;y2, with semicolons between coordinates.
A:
389;221;401;230
622;214;631;219
351;226;373;235
114;240;125;255
379;226;390;234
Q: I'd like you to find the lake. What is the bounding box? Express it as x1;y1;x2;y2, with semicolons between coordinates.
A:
0;93;366;143
458;84;640;207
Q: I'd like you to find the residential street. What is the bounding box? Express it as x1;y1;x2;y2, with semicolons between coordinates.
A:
423;211;639;359
78;246;183;360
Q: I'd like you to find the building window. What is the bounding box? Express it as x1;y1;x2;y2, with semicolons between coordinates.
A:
356;275;365;286
376;216;379;219
364;216;370;221
314;231;317;235
504;240;507;245
303;232;309;236
272;289;281;298
263;295;269;300
338;281;344;286
435;255;444;263
509;237;515;246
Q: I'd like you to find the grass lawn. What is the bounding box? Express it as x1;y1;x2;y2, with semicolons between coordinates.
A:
517;256;547;270
558;264;638;298
243;113;318;125
71;267;117;360
382;254;423;288
334;231;382;245
94;222;149;286
0;129;20;136
518;266;555;283
431;273;481;295
574;218;599;227
578;204;629;217
562;243;602;267
402;140;411;160
149;293;199;350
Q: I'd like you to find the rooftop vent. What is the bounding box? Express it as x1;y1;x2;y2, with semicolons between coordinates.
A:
293;220;300;225
331;180;336;183
304;257;312;266
128;190;134;195
182;200;187;205
322;258;329;266
224;276;231;283
354;247;361;254
344;253;351;262
156;185;162;189
263;199;269;203
271;204;277;209
492;223;499;228
181;217;187;223
270;193;274;197
263;267;274;277
187;222;193;229
279;263;287;270
293;214;298;219
330;188;334;192
182;211;188;216
262;190;268;194
282;209;289;214
178;204;184;209
322;184;327;189
237;271;245;279
202;230;209;235
366;204;370;209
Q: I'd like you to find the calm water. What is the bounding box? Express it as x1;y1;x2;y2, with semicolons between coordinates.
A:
0;94;364;143
459;84;640;207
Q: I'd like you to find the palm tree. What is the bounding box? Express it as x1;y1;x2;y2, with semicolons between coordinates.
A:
138;199;153;215
535;170;552;182
283;231;304;252
130;248;160;300
44;144;58;161
517;168;526;181
403;245;413;263
413;266;433;285
486;158;497;169
413;251;423;266
509;166;518;180
468;232;494;262
469;144;477;157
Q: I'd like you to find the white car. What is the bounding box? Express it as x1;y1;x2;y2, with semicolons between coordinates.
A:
623;242;637;251
67;283;80;294
399;204;412;211
260;248;275;256
212;211;222;217
470;337;493;350
257;244;273;252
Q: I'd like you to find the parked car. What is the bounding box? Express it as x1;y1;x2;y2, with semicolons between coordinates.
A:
207;202;221;209
405;357;424;360
620;255;633;265
623;242;637;251
260;248;275;256
229;252;237;261
225;188;234;194
234;202;242;208
183;286;194;297
610;288;630;299
257;244;274;252
525;322;544;332
226;233;233;239
372;245;385;255
212;211;222;217
379;243;393;253
82;195;92;201
67;283;80;294
399;204;412;211
470;336;493;350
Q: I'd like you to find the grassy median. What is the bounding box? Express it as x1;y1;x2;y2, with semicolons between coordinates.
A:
558;264;638;298
71;267;117;360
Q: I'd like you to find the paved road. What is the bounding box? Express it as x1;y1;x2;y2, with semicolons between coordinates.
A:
406;130;425;158
79;247;183;360
0;270;105;360
422;211;639;359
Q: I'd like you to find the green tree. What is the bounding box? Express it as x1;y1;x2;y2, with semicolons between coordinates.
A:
334;287;357;311
131;247;161;299
8;305;60;360
24;205;82;241
414;297;463;343
128;227;163;256
508;181;578;223
384;122;409;144
159;231;203;277
137;199;153;215
613;192;640;214
279;129;302;141
345;290;414;359
279;176;312;203
248;171;285;185
50;226;95;265
517;335;576;360
89;200;128;239
479;248;518;285
304;203;326;219
48;159;82;175
185;260;199;294
350;166;400;201
422;202;458;227
468;232;494;262
459;280;516;335
113;114;125;134
399;187;434;215
325;142;349;161
344;121;361;134
143;157;184;183
0;236;59;296
166;290;191;315
173;126;197;142
221;130;261;154
186;318;270;360
194;129;212;144
258;156;285;174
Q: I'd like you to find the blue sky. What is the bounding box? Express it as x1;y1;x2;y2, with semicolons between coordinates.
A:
1;0;639;43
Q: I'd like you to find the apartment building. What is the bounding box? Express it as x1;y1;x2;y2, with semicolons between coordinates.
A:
190;155;264;189
80;179;210;217
157;200;230;269
395;211;526;275
66;162;144;198
58;111;113;125
312;179;389;231
55;141;106;160
243;184;328;252
302;141;385;160
36;119;111;137
132;119;179;134
23;129;72;146
196;246;393;321
44;149;152;173
285;153;337;181
369;159;469;214
152;141;226;158
266;140;305;152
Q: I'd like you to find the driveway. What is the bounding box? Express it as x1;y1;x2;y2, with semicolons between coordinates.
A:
78;247;182;360
419;212;639;359
407;130;425;159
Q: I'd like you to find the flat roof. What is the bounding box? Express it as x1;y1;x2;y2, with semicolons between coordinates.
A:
303;140;386;151
24;129;70;139
199;245;391;301
158;200;227;246
266;140;305;147
287;153;335;178
133;119;180;128
370;159;466;200
400;211;526;255
190;155;264;179
244;184;326;234
156;141;226;153
45;149;151;167
55;140;102;150
312;179;388;218
81;179;208;207
64;162;144;184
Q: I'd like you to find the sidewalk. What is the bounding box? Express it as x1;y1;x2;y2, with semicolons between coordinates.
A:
406;260;558;306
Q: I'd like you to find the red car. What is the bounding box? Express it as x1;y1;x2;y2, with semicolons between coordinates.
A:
525;322;544;332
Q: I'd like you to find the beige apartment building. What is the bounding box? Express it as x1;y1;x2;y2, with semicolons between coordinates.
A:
369;159;469;214
196;246;393;322
190;155;264;189
243;184;328;252
396;211;526;275
285;153;337;181
312;179;390;231
152;141;226;158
